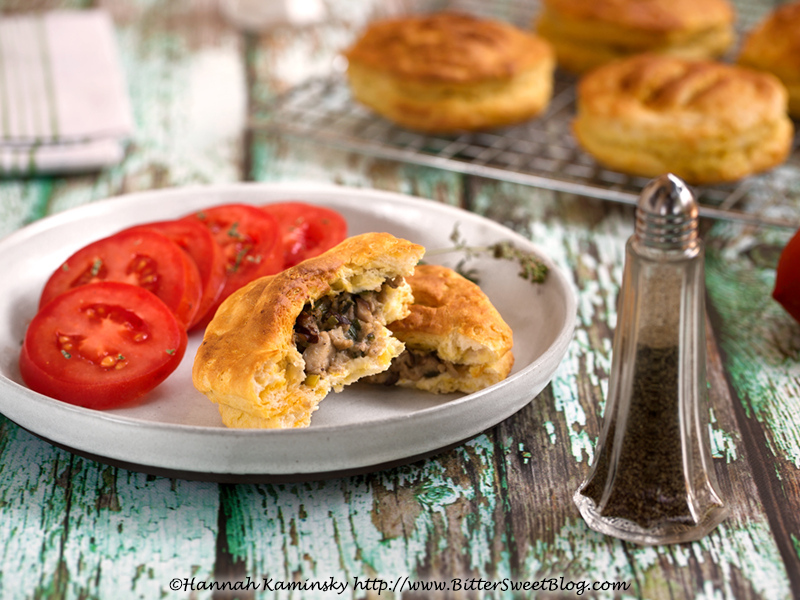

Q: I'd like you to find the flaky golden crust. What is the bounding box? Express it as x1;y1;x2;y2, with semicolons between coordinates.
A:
390;265;513;365
738;1;800;118
536;0;735;73
573;54;794;184
192;232;425;429
344;12;554;132
540;0;733;33
345;12;552;83
385;265;514;394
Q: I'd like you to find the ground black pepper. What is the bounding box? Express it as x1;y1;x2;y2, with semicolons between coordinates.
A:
581;345;695;529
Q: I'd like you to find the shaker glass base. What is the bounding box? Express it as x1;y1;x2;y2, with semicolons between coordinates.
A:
574;491;729;545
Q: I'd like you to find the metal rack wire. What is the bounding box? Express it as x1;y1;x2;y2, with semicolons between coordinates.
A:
251;0;800;230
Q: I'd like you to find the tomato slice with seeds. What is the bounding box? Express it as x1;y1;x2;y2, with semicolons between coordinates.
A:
182;203;282;325
39;229;203;329
20;282;187;409
773;227;800;324
261;202;348;269
121;219;226;329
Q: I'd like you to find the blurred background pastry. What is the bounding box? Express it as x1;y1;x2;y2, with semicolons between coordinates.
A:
738;1;800;118
573;54;793;184
344;12;555;133
536;0;735;73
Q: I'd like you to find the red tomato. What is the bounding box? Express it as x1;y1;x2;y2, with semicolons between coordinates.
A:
39;229;203;329
182;203;282;324
121;219;226;329
261;202;347;268
20;282;187;409
773;228;800;324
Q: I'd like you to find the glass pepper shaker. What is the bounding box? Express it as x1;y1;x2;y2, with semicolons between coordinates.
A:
573;173;728;545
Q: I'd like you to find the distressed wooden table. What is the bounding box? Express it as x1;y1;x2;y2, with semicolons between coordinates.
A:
1;1;799;598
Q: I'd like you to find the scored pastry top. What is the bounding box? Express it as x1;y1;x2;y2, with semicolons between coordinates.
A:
539;0;734;33
345;12;553;84
577;54;789;132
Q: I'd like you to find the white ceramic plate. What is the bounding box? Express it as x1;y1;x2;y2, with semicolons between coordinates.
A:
0;183;576;481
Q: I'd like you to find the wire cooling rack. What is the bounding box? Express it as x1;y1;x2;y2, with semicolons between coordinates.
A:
252;1;800;230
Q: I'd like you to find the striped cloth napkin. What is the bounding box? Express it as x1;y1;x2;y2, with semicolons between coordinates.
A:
0;10;133;175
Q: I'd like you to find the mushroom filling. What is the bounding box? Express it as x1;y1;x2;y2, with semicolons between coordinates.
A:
367;349;465;385
294;278;403;381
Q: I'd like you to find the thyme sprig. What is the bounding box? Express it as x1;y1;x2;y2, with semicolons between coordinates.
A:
425;224;549;285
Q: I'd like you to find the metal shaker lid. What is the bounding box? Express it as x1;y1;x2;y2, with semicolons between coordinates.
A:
635;174;700;252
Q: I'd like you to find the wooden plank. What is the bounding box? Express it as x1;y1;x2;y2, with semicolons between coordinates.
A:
0;180;53;240
0;1;247;597
0;0;797;598
704;170;800;596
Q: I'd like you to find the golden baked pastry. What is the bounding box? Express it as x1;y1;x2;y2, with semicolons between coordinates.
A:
344;12;555;133
192;232;425;429
573;54;794;184
536;0;736;73
738;1;800;118
366;265;514;394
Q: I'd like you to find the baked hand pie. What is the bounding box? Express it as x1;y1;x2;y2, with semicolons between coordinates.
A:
535;0;735;73
738;1;800;118
366;264;514;394
573;53;794;184
192;232;425;429
344;12;555;133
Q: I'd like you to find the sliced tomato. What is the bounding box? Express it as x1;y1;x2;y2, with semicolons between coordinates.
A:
182;203;282;324
261;202;347;268
773;227;800;324
20;282;187;409
121;219;226;329
39;229;203;329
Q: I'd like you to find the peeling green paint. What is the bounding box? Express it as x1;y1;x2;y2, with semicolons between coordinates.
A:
543;421;557;446
706;222;800;468
708;409;739;463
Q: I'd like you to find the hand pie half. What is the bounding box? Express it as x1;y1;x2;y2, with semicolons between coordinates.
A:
366;264;514;394
192;232;425;429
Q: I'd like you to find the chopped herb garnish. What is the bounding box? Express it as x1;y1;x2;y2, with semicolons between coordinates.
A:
165;349;176;355
61;350;71;359
227;222;242;239
90;258;103;277
339;299;354;316
424;223;549;285
230;247;249;273
61;263;69;272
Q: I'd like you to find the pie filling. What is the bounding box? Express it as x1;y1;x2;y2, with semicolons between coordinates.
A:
366;349;465;385
294;277;403;381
